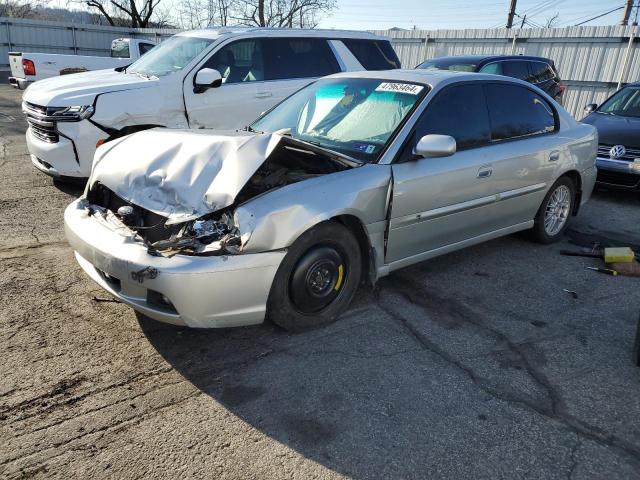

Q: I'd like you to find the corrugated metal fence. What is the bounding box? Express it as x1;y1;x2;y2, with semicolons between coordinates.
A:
0;16;179;61
1;17;638;117
374;25;640;117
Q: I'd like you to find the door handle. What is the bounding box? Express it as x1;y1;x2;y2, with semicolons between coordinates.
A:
255;91;272;98
549;151;560;162
477;167;493;178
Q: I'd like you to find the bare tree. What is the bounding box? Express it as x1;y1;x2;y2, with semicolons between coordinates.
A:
545;12;560;28
75;0;163;27
176;0;232;28
0;0;48;18
232;0;335;28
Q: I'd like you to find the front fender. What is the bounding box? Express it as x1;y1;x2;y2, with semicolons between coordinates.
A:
236;163;392;253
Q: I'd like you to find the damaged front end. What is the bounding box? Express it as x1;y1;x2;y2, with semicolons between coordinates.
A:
82;129;357;257
85;183;242;257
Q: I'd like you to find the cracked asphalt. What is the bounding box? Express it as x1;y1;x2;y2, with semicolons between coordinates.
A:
1;83;640;479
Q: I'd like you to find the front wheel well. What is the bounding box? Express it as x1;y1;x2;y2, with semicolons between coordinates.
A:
332;215;375;287
559;170;582;215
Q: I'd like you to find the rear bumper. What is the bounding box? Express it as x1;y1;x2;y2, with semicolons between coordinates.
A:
595;156;640;189
579;166;598;206
64;199;286;328
8;76;30;89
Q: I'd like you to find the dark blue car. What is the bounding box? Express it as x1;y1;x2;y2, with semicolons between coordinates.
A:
582;82;640;190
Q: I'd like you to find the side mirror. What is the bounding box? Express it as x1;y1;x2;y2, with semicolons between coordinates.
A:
194;68;222;93
413;134;456;159
584;103;598;113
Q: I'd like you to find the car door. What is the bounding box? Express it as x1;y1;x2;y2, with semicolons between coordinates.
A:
478;82;563;231
184;38;266;130
386;83;496;264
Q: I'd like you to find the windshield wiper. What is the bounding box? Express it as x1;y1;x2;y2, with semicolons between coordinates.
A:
243;125;263;134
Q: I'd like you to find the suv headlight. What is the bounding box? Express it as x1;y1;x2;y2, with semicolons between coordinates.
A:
50;105;94;121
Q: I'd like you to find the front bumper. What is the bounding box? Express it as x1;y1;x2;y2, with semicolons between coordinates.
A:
8;76;30;89
64;199;286;328
595;156;640;189
25;119;104;179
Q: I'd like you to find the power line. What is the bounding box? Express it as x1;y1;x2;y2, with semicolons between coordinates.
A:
575;4;625;26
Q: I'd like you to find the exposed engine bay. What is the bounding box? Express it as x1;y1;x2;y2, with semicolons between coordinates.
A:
85;137;354;257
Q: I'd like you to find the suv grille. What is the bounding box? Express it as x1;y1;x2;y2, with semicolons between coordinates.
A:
23;101;64;143
597;143;640;163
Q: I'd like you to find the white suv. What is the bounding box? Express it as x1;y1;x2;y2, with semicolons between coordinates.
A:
22;28;401;180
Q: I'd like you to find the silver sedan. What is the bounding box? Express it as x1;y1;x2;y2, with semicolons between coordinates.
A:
65;70;597;331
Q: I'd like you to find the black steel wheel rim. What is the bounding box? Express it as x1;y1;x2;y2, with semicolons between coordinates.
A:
289;246;346;314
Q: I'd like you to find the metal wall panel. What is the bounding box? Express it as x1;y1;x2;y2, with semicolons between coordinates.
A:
0;17;179;67
1;17;638;118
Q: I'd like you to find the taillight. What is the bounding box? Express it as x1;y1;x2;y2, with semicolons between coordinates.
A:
558;83;566;94
22;59;36;76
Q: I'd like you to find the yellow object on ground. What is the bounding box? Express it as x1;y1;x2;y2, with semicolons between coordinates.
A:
604;247;636;264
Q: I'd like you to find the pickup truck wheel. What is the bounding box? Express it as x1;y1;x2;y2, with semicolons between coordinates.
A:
267;221;362;332
531;176;575;244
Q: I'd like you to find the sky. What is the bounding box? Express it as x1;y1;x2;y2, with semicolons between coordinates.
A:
315;0;634;30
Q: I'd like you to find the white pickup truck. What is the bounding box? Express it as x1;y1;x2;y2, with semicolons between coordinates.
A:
8;38;157;89
21;28;400;180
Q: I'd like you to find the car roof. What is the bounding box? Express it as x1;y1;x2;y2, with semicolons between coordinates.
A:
422;54;552;64
327;68;534;88
177;27;388;41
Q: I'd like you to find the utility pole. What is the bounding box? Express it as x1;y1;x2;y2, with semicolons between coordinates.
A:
506;0;517;28
621;0;633;25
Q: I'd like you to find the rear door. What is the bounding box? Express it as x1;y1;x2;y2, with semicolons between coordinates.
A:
478;82;562;231
387;83;495;263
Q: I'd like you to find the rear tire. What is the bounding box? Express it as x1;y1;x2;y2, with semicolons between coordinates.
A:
267;221;362;332
531;176;575;244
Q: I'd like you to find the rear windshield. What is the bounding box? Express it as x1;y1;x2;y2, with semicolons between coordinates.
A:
342;39;401;70
111;40;130;59
417;58;478;72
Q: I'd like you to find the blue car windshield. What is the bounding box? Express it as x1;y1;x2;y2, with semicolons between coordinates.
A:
251;78;427;162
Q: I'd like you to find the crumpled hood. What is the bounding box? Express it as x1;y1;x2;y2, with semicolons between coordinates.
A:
24;69;155;107
90;129;282;224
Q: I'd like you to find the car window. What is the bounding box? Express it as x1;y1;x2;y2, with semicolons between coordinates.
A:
128;36;213;77
478;62;502;75
419;59;478;72
341;39;401;70
485;83;556;141
529;61;555;83
139;43;155;55
403;83;491;157
205;39;264;84
111;40;130;58
262;38;340;80
501;61;531;81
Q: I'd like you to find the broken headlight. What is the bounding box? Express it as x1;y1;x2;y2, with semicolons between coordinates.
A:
50;105;94;121
150;213;241;256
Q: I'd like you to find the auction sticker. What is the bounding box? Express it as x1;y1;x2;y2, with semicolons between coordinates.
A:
375;82;424;95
